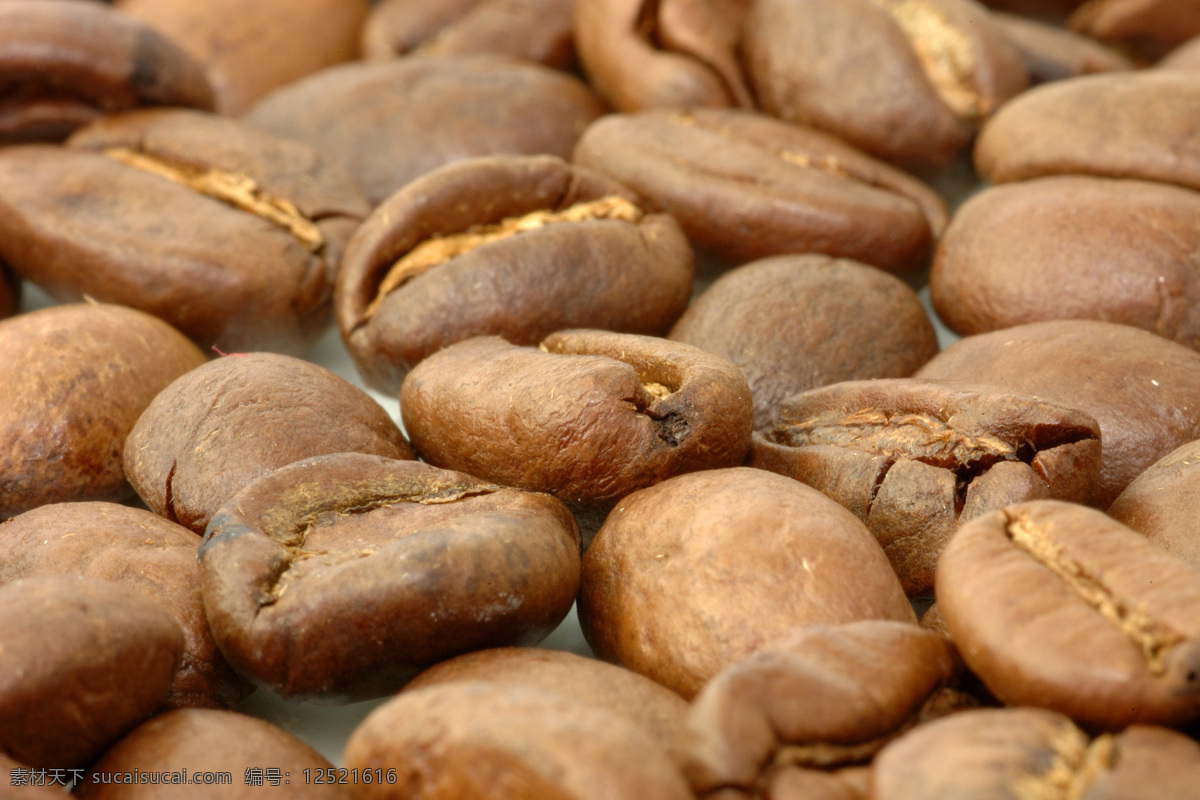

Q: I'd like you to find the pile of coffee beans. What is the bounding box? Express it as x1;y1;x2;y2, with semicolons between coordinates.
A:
4;0;1200;797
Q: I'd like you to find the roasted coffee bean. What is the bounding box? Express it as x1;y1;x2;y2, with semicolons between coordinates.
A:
1109;439;1200;570
200;454;581;701
931;176;1200;347
0;0;213;144
992;10;1131;84
0;302;205;520
741;0;1028;171
680;621;969;798
407;647;689;752
670;256;939;431
915;319;1200;506
750;379;1102;595
938;500;1200;729
125;352;414;535
0;502;245;709
244;57;606;206
976;71;1200;191
116;0;368;115
0;576;182;768
573;0;754;112
872;707;1200;799
1069;0;1200;61
401;331;753;525
336;155;694;393
75;709;349;799
573;109;947;271
1160;36;1200;71
0;109;369;355
363;0;576;70
579;468;915;699
343;682;694;800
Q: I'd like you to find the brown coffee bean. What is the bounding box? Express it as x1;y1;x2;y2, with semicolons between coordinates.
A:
363;0;576;70
976;72;1200;191
407;647;689;753
0;109;369;355
1160;36;1200;71
125;352;414;535
116;0;369;115
670;256;939;432
336;155;694;393
400;331;753;520
0;576;182;768
200;454;581;701
343;682;694;800
0;302;206;520
573;109;947;271
742;0;1028;171
1109;439;1200;570
938;500;1200;729
0;0;213;144
931;176;1200;347
0;502;245;710
75;709;349;799
680;621;968;797
1069;0;1200;61
579;468;915;699
750;379;1102;595
992;10;1131;84
915;320;1200;506
244;57;606;206
872;707;1200;799
573;0;754;112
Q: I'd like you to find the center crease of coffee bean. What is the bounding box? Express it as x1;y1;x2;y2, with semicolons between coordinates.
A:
1005;513;1186;675
363;195;644;320
867;0;982;121
103;147;325;253
1007;723;1112;800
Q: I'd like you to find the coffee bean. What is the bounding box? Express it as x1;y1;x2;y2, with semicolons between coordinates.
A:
0;0;213;144
336;154;694;393
750;378;1102;595
670;256;939;432
1109;439;1200;570
573;109;947;270
937;500;1200;729
0;303;206;520
125;352;413;534
363;0;576;70
244;56;605;206
1069;0;1200;61
579;468;915;698
0;576;182;768
200;454;581;701
991;10;1130;84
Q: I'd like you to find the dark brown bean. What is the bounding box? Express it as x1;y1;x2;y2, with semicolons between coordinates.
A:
0;303;206;520
363;0;576;70
124;353;414;534
680;621;968;797
1069;0;1200;61
400;331;754;519
200;454;581;701
343;682;694;800
244;57;606;206
75;709;349;799
750;379;1102;595
0;0;213;144
573;109;947;271
937;500;1200;729
742;0;1028;171
670;256;939;432
1109;439;1200;570
116;0;368;115
915;319;1200;506
579;468;915;699
0;576;182;768
336;155;694;393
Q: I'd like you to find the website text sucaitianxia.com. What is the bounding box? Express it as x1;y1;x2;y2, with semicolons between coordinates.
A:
9;767;400;789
